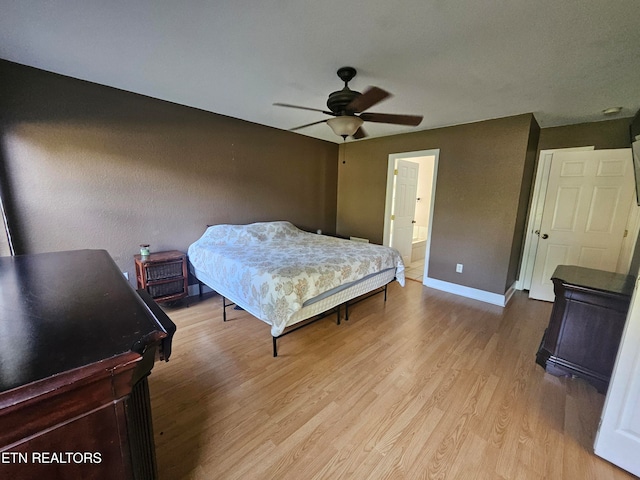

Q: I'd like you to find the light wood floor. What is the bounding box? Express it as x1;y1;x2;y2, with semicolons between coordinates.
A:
149;280;635;479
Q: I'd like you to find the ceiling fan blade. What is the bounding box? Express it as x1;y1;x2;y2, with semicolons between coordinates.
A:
352;127;367;139
289;119;328;131
359;112;423;126
346;86;390;113
273;103;334;115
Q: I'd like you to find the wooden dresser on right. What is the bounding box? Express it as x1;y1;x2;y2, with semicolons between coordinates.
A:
536;265;635;393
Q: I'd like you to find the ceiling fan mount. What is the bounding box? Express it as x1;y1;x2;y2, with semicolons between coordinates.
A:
327;67;361;115
336;66;357;84
274;66;423;140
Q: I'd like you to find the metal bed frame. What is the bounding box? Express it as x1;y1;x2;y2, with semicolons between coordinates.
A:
199;281;390;357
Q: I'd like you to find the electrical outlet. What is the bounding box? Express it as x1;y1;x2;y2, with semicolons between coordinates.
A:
456;263;463;273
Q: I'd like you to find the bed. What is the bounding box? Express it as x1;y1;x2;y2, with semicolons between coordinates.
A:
187;221;405;355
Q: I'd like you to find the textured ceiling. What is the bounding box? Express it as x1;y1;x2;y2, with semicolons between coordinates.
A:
1;0;638;143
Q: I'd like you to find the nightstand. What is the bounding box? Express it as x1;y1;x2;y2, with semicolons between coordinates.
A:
134;250;188;303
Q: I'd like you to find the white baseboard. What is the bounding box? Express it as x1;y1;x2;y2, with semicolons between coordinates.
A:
422;277;516;307
503;282;517;305
191;277;517;307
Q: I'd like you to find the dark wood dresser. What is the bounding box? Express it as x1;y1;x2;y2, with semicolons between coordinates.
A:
0;249;176;479
536;265;634;393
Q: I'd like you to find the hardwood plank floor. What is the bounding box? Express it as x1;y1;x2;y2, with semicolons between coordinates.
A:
149;280;634;479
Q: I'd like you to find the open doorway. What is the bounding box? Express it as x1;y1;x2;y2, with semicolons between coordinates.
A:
383;149;439;283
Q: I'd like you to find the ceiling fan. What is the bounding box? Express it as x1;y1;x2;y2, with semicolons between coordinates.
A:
274;66;423;140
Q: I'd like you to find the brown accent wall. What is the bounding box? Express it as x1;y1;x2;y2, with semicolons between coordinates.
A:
337;114;538;295
631;110;640;140
0;60;338;281
507;117;540;289
538;118;632;151
3;58;630;296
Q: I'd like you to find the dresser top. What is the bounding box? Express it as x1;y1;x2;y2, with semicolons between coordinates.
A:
0;249;164;393
552;265;636;297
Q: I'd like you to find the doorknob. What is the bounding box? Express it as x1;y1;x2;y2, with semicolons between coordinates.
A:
412;220;417;224
541;234;549;239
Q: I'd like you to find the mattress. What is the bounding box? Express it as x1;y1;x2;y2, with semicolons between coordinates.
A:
188;221;405;336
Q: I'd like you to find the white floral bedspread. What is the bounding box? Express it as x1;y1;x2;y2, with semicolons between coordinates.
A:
188;221;405;336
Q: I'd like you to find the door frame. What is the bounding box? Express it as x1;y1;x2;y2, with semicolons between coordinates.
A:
383;149;439;277
517;146;640;291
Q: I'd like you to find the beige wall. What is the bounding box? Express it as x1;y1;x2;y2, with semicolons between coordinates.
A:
0;60;338;282
337;114;539;295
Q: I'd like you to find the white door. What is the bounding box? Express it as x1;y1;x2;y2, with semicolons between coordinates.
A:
594;276;640;477
529;149;635;301
519;146;594;290
391;159;419;265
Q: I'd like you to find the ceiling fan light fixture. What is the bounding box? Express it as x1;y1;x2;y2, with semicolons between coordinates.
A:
327;116;364;139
